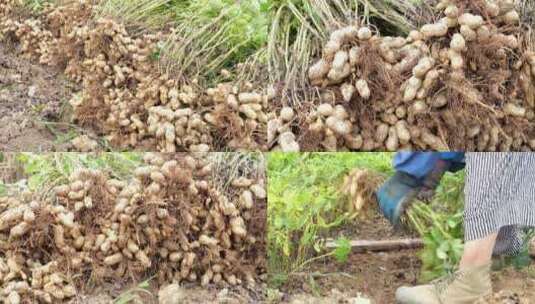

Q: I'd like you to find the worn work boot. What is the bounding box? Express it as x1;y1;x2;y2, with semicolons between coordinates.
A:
395;264;492;304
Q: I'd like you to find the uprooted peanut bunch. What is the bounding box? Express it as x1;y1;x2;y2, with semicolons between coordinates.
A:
341;169;384;218
0;153;266;303
0;1;268;152
271;0;535;151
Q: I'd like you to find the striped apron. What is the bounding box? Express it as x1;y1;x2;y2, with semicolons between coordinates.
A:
465;153;535;255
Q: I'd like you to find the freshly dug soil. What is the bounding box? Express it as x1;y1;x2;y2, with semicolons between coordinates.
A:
481;267;535;304
285;249;421;303
0;42;74;151
323;210;416;242
159;284;265;304
281;211;535;304
284;212;420;303
74;268;535;303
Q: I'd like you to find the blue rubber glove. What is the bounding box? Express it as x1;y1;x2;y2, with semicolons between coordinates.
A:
376;171;423;227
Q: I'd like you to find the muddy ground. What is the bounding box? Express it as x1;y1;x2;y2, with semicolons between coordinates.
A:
0;42;77;151
279;212;535;304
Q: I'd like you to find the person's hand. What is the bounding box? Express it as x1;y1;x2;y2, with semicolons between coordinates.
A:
376;171;422;228
417;159;450;202
416;188;436;202
378;160;451;227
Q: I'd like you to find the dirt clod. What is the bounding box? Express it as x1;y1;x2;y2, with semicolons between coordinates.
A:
158;284;185;304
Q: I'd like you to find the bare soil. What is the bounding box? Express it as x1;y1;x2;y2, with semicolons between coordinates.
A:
71;283;266;304
64;261;535;304
281;213;535;304
281;213;419;304
0;42;75;151
171;285;266;304
323;211;416;241
484;267;535;304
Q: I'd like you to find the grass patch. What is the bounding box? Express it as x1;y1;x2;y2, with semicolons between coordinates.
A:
14;152;142;192
22;0;54;12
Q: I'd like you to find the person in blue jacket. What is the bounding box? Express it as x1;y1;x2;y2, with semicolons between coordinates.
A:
376;152;465;228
